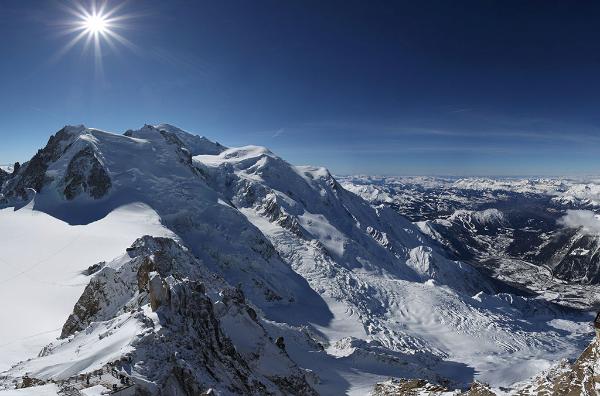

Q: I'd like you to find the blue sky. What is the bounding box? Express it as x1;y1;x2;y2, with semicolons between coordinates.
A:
1;1;600;175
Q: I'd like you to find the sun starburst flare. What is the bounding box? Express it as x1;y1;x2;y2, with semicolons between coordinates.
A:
83;13;108;34
55;1;137;72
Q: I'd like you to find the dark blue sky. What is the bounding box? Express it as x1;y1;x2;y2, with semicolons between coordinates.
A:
2;1;600;175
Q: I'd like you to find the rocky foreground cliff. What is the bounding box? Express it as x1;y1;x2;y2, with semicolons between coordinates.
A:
370;336;600;395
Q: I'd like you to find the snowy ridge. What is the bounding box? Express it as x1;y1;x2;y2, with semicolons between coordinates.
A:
0;201;173;372
2;237;316;395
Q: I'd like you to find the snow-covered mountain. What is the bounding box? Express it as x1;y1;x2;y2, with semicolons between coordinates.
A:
0;125;594;395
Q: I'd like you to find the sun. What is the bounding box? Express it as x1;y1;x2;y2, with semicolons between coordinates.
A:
55;1;136;68
71;2;120;41
83;13;108;35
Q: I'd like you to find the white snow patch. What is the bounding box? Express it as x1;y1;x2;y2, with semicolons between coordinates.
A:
80;385;110;396
13;312;144;380
297;211;347;257
0;384;59;395
0;202;173;371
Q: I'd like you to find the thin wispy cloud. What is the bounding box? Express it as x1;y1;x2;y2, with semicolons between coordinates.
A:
147;47;211;77
28;106;63;121
447;107;472;114
287;143;524;155
297;112;600;145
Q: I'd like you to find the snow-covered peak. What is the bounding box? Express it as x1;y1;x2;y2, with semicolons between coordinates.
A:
195;140;491;288
197;145;275;166
123;123;226;156
57;124;86;135
447;208;506;226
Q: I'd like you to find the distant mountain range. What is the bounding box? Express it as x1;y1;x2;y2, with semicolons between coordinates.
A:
342;175;600;308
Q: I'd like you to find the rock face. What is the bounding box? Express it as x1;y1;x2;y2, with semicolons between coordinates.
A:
59;275;102;338
159;130;194;164
0;126;112;204
372;378;450;395
148;272;170;311
0;168;8;186
0;126;110;205
3;127;75;199
538;228;600;284
60;236;217;338
53;236;317;395
62;146;111;200
372;378;497;395
515;339;600;395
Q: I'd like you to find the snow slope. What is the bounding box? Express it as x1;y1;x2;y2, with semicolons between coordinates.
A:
194;145;593;391
0;201;173;371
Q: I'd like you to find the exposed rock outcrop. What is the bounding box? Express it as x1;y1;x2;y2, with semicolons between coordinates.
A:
0;168;8;185
61;236;215;338
516;339;600;395
148;272;170;311
3;127;75;199
62;146;111;200
54;236;317;395
372;378;496;395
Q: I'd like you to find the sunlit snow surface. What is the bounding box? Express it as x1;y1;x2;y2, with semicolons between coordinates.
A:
0;201;173;371
197;151;594;393
0;384;59;395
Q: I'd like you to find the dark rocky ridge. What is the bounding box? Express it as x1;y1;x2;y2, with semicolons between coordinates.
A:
3;127;74;200
0;168;8;185
62;146;112;200
56;236;318;395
